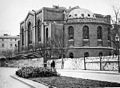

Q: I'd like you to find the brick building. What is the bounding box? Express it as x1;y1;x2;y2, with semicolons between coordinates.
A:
20;6;113;58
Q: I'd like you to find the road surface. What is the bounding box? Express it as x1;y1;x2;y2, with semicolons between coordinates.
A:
0;67;33;88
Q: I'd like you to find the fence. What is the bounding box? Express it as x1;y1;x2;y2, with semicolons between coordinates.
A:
85;56;118;71
47;55;119;71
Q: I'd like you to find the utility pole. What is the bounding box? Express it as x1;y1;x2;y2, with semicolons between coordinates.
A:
115;34;120;73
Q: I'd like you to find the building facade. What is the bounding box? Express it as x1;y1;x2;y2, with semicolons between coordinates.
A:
0;34;20;57
20;6;113;58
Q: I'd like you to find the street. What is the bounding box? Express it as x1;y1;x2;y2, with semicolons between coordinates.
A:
1;67;120;88
0;67;33;88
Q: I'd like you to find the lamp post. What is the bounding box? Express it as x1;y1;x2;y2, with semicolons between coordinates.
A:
115;34;120;73
99;53;102;71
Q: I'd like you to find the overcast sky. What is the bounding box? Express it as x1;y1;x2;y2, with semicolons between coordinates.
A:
0;0;119;36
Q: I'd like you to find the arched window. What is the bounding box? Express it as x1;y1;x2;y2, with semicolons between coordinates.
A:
99;52;103;56
28;22;32;44
83;26;89;39
81;14;84;18
108;28;111;40
109;52;111;56
21;28;24;45
37;20;41;41
97;26;102;39
15;44;17;47
68;26;74;39
46;28;48;41
69;52;74;58
84;52;89;57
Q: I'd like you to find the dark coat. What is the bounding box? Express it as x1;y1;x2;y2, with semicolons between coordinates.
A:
51;60;55;68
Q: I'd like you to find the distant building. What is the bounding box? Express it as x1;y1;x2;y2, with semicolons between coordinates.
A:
20;6;113;58
0;34;20;57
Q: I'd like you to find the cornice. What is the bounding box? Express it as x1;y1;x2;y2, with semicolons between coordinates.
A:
0;36;20;39
25;12;34;21
43;7;64;13
65;22;111;26
36;8;42;14
20;21;24;25
67;46;113;50
65;18;111;25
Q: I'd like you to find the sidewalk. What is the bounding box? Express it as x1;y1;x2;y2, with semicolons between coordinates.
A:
8;67;50;88
57;69;120;84
11;75;49;88
9;67;120;88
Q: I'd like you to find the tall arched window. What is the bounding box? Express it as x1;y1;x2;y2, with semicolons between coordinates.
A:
69;52;74;58
83;26;89;39
99;52;103;56
46;28;48;41
108;28;111;40
21;28;24;45
84;52;89;57
97;26;102;39
109;52;111;56
28;22;32;44
37;20;41;41
15;44;17;47
68;26;74;39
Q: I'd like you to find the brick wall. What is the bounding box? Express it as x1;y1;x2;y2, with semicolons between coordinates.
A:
64;22;112;57
44;7;64;21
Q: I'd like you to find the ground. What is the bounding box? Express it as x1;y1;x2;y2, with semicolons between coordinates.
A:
0;67;32;88
30;76;120;88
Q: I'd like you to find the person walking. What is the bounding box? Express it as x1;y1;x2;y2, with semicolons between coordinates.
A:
61;59;64;69
51;60;55;71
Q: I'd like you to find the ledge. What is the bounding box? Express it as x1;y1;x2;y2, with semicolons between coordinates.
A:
68;46;114;50
10;75;56;88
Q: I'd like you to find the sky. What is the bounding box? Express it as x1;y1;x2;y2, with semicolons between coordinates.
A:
0;0;120;36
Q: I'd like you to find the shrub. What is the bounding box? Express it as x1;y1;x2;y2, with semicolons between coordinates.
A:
16;66;59;78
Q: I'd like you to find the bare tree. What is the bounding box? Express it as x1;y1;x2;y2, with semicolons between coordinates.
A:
110;6;120;55
47;27;68;69
112;6;120;24
13;47;19;55
35;42;45;57
2;49;13;59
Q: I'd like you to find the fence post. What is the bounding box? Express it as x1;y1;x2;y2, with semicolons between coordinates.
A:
100;56;102;70
84;56;86;70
